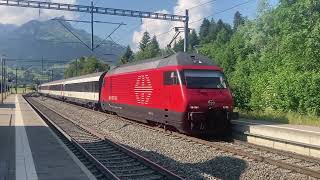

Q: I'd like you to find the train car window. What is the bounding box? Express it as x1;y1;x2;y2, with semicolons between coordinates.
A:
65;84;69;91
94;81;99;92
50;84;62;91
89;82;93;92
164;71;179;85
183;70;227;89
63;81;100;92
84;82;89;92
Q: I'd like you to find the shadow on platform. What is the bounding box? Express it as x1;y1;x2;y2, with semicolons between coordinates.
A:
0;126;15;180
0;104;16;109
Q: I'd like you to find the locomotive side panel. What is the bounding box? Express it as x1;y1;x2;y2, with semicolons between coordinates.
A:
101;69;164;123
100;67;188;132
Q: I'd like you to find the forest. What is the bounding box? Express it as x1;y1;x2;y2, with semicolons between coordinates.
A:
64;57;109;78
195;0;320;117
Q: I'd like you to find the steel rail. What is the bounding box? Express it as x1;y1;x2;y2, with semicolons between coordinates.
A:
36;94;320;179
25;95;183;180
233;138;320;163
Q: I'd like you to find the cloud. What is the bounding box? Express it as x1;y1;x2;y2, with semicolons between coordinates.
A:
0;0;78;25
132;0;212;51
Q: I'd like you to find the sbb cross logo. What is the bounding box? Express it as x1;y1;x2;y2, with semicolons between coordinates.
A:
134;75;153;105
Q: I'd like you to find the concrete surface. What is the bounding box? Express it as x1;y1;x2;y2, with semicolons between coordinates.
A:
0;94;96;180
232;119;320;158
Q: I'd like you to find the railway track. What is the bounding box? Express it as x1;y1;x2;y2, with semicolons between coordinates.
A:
24;96;183;180
116;120;320;179
29;94;320;179
141;123;320;179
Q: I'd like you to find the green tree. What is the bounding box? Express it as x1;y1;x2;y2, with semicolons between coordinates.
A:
196;0;317;115
135;34;161;61
216;19;225;33
148;36;161;57
139;31;151;51
120;46;134;64
199;18;210;42
233;11;245;30
64;57;109;78
207;19;218;42
188;29;200;51
173;37;184;52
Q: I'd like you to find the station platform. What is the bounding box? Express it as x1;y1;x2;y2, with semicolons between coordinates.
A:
0;94;96;180
232;119;320;158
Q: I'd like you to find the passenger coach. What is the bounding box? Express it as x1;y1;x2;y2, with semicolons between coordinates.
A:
39;72;106;109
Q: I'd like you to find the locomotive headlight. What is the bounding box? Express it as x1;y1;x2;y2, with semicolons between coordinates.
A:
190;105;200;110
223;106;229;109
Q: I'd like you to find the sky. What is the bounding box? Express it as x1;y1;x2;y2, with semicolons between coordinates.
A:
0;0;278;51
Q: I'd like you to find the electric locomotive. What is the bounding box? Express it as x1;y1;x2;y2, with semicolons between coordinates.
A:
100;52;235;135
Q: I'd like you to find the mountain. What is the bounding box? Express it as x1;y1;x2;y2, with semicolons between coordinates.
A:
0;18;125;67
0;24;17;37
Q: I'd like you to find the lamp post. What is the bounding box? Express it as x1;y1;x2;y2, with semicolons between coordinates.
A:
0;55;7;103
1;55;3;103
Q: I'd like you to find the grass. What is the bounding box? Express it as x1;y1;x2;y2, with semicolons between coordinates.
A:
237;108;320;128
0;87;35;101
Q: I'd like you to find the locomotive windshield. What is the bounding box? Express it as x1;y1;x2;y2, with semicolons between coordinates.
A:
183;70;227;89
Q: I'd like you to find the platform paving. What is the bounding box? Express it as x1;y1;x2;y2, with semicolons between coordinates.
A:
0;94;96;180
0;100;15;180
232;119;320;158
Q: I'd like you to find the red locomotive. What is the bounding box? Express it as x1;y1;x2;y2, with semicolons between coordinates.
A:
100;52;235;135
39;52;236;135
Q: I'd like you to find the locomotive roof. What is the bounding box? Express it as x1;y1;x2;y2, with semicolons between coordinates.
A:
107;52;217;75
40;72;104;86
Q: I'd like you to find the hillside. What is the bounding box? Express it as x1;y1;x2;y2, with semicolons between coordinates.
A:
0;17;125;67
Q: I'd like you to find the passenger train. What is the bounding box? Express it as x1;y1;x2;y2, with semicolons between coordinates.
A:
39;52;237;135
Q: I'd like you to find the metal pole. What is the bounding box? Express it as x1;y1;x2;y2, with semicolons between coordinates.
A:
15;68;17;94
1;57;3;103
91;0;94;51
4;59;6;98
63;62;66;79
184;9;189;53
76;59;78;76
41;56;44;84
6;61;8;96
51;69;53;81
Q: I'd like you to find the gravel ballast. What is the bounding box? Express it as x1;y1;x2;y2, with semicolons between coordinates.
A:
34;96;317;180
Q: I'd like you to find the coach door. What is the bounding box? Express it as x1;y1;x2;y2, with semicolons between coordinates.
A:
61;84;64;97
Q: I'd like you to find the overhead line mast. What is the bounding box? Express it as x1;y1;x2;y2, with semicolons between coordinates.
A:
91;0;94;51
0;0;189;52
